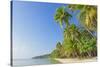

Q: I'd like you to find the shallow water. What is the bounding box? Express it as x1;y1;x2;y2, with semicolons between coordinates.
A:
13;58;59;67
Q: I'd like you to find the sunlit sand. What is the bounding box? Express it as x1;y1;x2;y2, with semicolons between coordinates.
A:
55;57;97;63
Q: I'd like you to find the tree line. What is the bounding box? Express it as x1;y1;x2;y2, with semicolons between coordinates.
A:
50;4;97;58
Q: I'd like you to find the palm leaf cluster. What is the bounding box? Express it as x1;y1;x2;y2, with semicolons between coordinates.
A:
51;4;97;58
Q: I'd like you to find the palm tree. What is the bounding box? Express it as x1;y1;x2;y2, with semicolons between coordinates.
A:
62;24;82;57
51;5;97;58
56;42;62;49
68;5;97;37
54;6;83;58
54;6;72;28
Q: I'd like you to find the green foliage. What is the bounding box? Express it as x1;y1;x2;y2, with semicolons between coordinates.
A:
56;42;62;49
68;5;97;37
54;6;72;28
51;5;97;59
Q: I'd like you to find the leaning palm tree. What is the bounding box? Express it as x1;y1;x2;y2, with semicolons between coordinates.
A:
68;5;97;37
54;6;72;28
80;6;97;31
62;24;82;57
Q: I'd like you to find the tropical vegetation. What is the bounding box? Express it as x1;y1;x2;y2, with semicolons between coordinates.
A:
50;4;97;58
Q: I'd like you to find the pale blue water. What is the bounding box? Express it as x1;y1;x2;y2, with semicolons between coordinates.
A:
13;58;59;67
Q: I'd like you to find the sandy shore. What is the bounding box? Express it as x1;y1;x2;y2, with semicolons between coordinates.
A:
55;57;97;63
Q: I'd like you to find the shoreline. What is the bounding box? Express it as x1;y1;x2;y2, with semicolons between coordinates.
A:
54;57;97;63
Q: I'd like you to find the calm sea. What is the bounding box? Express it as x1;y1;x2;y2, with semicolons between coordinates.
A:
13;58;59;67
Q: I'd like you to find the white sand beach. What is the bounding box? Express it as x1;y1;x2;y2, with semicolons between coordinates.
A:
55;57;97;63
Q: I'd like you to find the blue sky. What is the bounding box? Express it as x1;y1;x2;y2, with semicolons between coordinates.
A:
13;1;79;59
